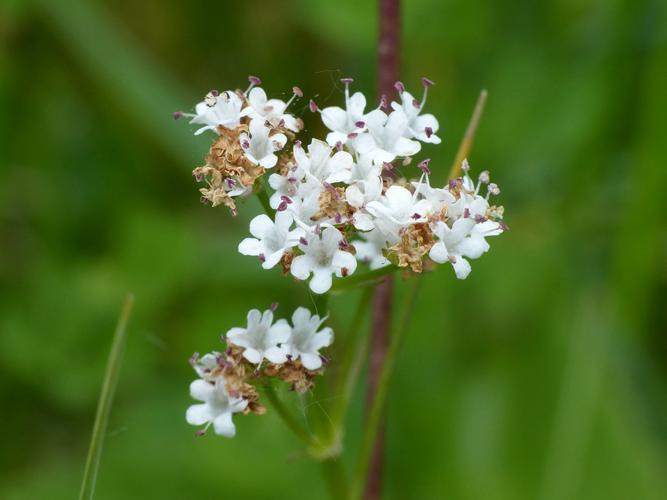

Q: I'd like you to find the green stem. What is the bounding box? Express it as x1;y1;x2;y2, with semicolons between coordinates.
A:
254;179;275;217
312;292;330;316
320;456;349;500
349;278;422;500
79;294;134;500
330;288;374;430
263;381;314;447
331;265;399;293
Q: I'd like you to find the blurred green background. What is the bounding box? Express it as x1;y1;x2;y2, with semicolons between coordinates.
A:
1;0;666;498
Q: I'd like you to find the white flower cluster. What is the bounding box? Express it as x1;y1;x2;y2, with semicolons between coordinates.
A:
186;306;333;438
180;76;506;293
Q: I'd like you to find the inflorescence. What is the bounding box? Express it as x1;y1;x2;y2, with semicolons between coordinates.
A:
178;75;507;438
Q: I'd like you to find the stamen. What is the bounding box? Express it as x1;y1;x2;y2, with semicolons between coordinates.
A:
189;352;200;366
173;111;183;120
355;121;366;129
478;170;490;184
422;77;435;87
425;126;433;138
488;183;500;195
412;98;420;109
280;195;293;204
340;267;349;277
394;81;405;94
335;141;343;151
299;236;309;246
270;302;279;312
383;161;394;171
259;253;266;263
340;77;354;85
292;86;303;97
309;99;319;113
347;132;358;139
379;94;388;109
463;208;470;218
418;158;431;175
461;159;470;173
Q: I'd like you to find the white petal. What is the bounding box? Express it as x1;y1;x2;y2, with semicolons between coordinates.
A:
429;241;448;263
269;319;292;344
310;270;333;294
300;352;323;370
259;154;278;169
213;412;236;437
242;348;262;365
249;214;274;239
452;256;472;279
190;379;215;401
321;106;347;132
186;403;212;426
261;250;284;269
311;328;333;350
264;346;288;364
238;238;263;256
333;251;357;276
290;255;312;280
291;307;312;328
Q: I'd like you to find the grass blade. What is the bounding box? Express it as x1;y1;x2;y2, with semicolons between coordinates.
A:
79;294;135;500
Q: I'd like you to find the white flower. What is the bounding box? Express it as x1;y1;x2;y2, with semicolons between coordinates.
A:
295;139;353;184
320;80;367;147
239;118;287;168
188;90;243;135
354;228;392;269
241;87;300;132
345;176;382;231
283;307;333;370
348;154;383;185
186;378;248;437
366;185;431;229
391;87;441;144
226;309;291;364
286;189;323;229
290;226;357;294
428;218;477;279
356;109;421;163
238;212;304;269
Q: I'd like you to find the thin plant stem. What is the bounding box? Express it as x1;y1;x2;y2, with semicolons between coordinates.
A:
320;456;349;500
350;278;421;500
367;0;401;495
263;380;314;447
448;89;488;179
254;178;275;217
324;288;374;448
79;294;134;500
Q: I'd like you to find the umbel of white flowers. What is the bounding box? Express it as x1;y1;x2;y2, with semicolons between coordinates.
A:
177;76;507;294
186;306;333;438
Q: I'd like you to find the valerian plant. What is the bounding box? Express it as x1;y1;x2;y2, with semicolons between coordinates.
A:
176;76;505;449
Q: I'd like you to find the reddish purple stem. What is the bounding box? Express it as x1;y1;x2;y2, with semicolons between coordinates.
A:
365;0;400;499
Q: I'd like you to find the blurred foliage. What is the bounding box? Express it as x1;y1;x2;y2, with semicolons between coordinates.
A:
1;0;666;499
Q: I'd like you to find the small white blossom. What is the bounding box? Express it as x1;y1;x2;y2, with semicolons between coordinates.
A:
186;378;248;437
290;226;357;294
295;139;353;184
428;218;477;279
366;185;430;229
391;84;441;144
283;307;333;370
320;79;367;147
238;212;305;269
353;228;392;269
226;309;291;364
356;109;421;163
242;87;300;132
187;90;244;135
239;118;287;168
